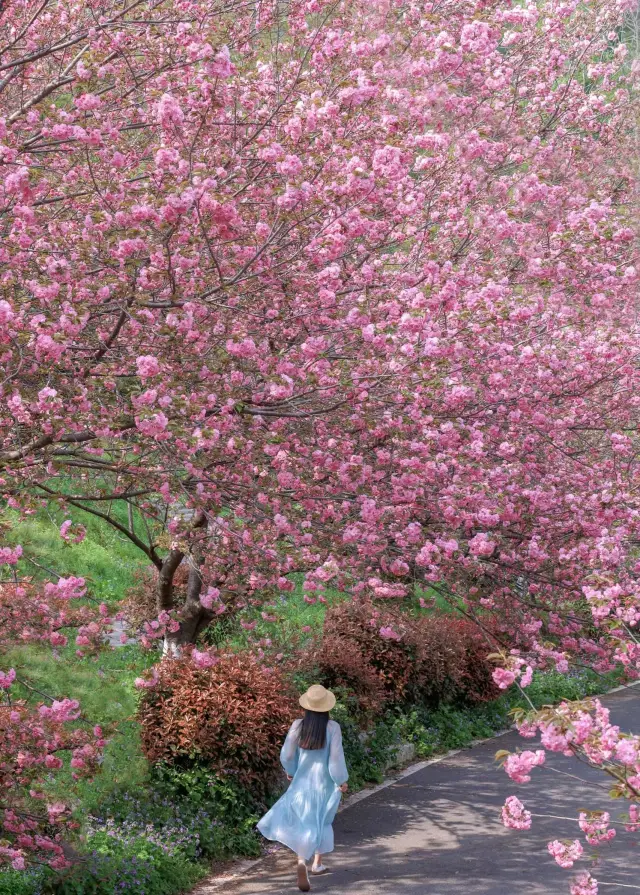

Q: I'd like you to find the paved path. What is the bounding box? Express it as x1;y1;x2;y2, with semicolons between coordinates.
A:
206;686;640;895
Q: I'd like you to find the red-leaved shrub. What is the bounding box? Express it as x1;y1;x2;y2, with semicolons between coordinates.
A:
138;652;296;797
321;600;416;704
314;633;389;716
318;601;499;711
445;617;501;703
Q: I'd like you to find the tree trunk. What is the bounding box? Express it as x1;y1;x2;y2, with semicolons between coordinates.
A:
157;510;210;653
174;561;217;645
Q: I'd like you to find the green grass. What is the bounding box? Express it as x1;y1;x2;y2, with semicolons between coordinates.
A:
4;502;147;604
5;642;154;812
219;573;347;650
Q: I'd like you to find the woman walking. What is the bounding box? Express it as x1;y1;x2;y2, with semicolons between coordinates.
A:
258;685;349;891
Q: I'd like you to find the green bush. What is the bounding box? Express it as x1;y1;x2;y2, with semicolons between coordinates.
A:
149;765;263;860
88;763;263;865
0;868;43;895
39;836;205;895
523;669;612;706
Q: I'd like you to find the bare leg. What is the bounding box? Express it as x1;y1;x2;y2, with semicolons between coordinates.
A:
296;856;310;892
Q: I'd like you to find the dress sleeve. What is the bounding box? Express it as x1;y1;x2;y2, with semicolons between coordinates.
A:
280;720;301;777
328;722;349;786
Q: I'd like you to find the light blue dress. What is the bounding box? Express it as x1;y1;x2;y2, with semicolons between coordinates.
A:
258;718;349;860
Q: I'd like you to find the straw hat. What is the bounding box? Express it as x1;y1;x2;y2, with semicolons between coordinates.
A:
299;684;336;713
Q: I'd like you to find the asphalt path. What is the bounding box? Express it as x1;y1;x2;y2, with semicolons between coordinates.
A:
199;685;640;895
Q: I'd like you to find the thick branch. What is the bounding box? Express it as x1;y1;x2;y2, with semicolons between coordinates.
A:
34;482;161;567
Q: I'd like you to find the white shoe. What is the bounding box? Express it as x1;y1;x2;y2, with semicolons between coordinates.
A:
311;864;328;875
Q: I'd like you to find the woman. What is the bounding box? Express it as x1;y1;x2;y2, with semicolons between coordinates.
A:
258;685;349;892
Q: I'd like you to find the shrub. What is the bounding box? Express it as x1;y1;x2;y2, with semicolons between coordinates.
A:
148;764;262;859
447;618;500;704
86;765;262;866
318;601;498;710
0;868;42;895
314;634;388;717
407;615;499;706
321;600;417;706
138;652;296;798
39;835;205;895
331;700;400;789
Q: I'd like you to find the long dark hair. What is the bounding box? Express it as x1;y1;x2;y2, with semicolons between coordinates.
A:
298;709;329;750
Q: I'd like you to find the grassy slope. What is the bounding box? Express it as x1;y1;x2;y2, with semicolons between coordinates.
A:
2;499;152;808
4;497;146;603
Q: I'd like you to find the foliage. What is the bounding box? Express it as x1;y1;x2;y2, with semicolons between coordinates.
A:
86;765;262;868
318;601;499;712
0;868;43;895
3;502;145;606
39;834;205;895
138;652;297;797
332;700;400;789
313;633;389;718
147;765;262;859
5;644;153;811
0;691;104;870
423;617;499;706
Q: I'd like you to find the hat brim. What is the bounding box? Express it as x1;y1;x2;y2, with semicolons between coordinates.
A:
299;691;336;713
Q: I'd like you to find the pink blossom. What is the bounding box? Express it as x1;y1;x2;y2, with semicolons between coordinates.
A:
0;668;16;689
519;665;533;688
578;811;616;845
134;670;159;690
503;750;545;784
379;625;402;641
135;412;169;438
492;668;516;690
136;355;160;379
39;699;81;723
501;796;532;830
570;873;598;895
46;803;67;823
624;804;640;832
75;93;102;111
207;45;233;78
200;587;221;609
468;533;495;557
547;839;583;868
0;545;22;565
0;299;15;324
192;649;219;668
156;93;184;128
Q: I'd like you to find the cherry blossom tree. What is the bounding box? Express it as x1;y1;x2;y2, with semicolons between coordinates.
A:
0;0;639;873
1;0;637;647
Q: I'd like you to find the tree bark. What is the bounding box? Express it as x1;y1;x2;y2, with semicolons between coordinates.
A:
175;560;217;646
157;510;210;653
